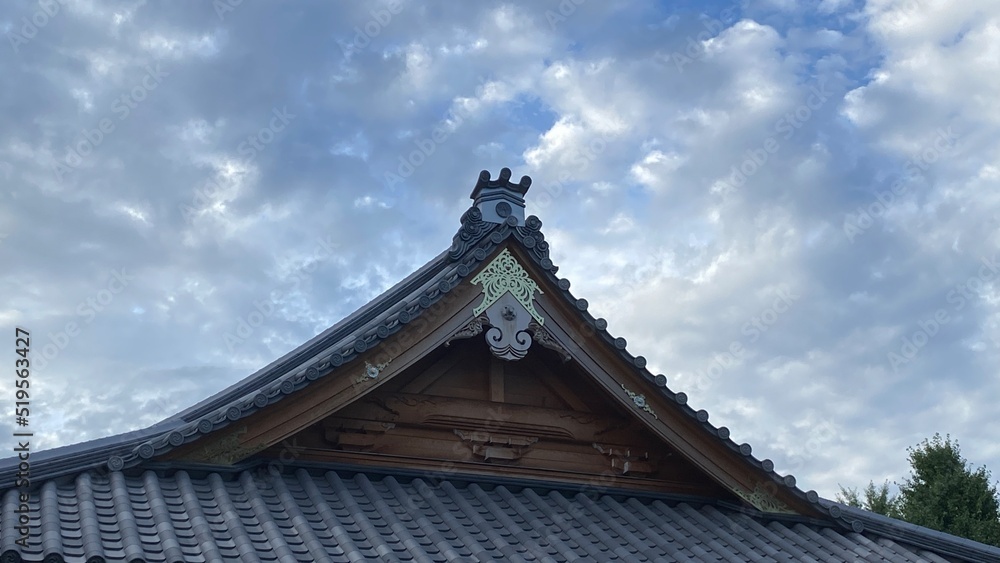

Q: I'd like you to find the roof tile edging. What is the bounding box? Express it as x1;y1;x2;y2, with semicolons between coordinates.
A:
452;204;844;526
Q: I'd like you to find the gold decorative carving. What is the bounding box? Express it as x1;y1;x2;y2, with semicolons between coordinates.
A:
734;482;795;514
620;384;657;419
471;248;544;325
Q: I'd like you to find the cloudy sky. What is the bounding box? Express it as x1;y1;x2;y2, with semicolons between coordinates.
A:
2;0;998;500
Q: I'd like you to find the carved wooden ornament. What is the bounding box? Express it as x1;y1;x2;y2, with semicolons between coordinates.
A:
621;384;657;419
469;249;546;361
471;248;544;324
734;482;795;514
355;359;391;384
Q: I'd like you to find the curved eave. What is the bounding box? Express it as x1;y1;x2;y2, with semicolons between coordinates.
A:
0;211;528;483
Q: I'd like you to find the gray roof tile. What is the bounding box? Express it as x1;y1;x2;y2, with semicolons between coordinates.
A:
8;464;965;562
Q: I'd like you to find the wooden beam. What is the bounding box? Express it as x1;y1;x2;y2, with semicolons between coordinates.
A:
533;361;591;412
399;346;472;394
489;357;504;403
259;447;728;497
331;393;649;444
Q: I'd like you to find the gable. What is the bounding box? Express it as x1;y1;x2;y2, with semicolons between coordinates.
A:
159;239;818;517
251;336;732;498
0;168;820;520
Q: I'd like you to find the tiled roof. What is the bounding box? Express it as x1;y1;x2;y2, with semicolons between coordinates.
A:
2;197;821;512
4;170;999;562
0;465;969;563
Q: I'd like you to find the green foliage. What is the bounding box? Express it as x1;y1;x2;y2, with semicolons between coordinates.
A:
864;480;900;517
835;480;899;518
896;434;1000;547
836;485;861;507
838;434;1000;547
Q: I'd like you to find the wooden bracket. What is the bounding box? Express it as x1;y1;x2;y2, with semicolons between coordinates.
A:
454;430;538;462
199;425;268;465
527;321;571;362
445;314;490;347
324;419;396;452
593;443;656;476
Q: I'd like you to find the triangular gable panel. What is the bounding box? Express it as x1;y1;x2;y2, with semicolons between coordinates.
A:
144;168;828;518
162;246;726;497
161;239;818;517
160;266;488;466
250;336;732;498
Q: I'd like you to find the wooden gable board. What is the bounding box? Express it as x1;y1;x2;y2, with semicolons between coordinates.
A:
163;241;821;517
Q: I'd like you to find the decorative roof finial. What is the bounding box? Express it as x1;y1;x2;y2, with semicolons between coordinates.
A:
470;167;532;226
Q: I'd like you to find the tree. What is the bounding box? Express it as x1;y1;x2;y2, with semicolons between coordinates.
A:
836;484;861;507
896;434;1000;547
836;480;899;518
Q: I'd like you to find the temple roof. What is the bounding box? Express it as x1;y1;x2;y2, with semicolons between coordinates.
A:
0;464;981;563
2;169;999;563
